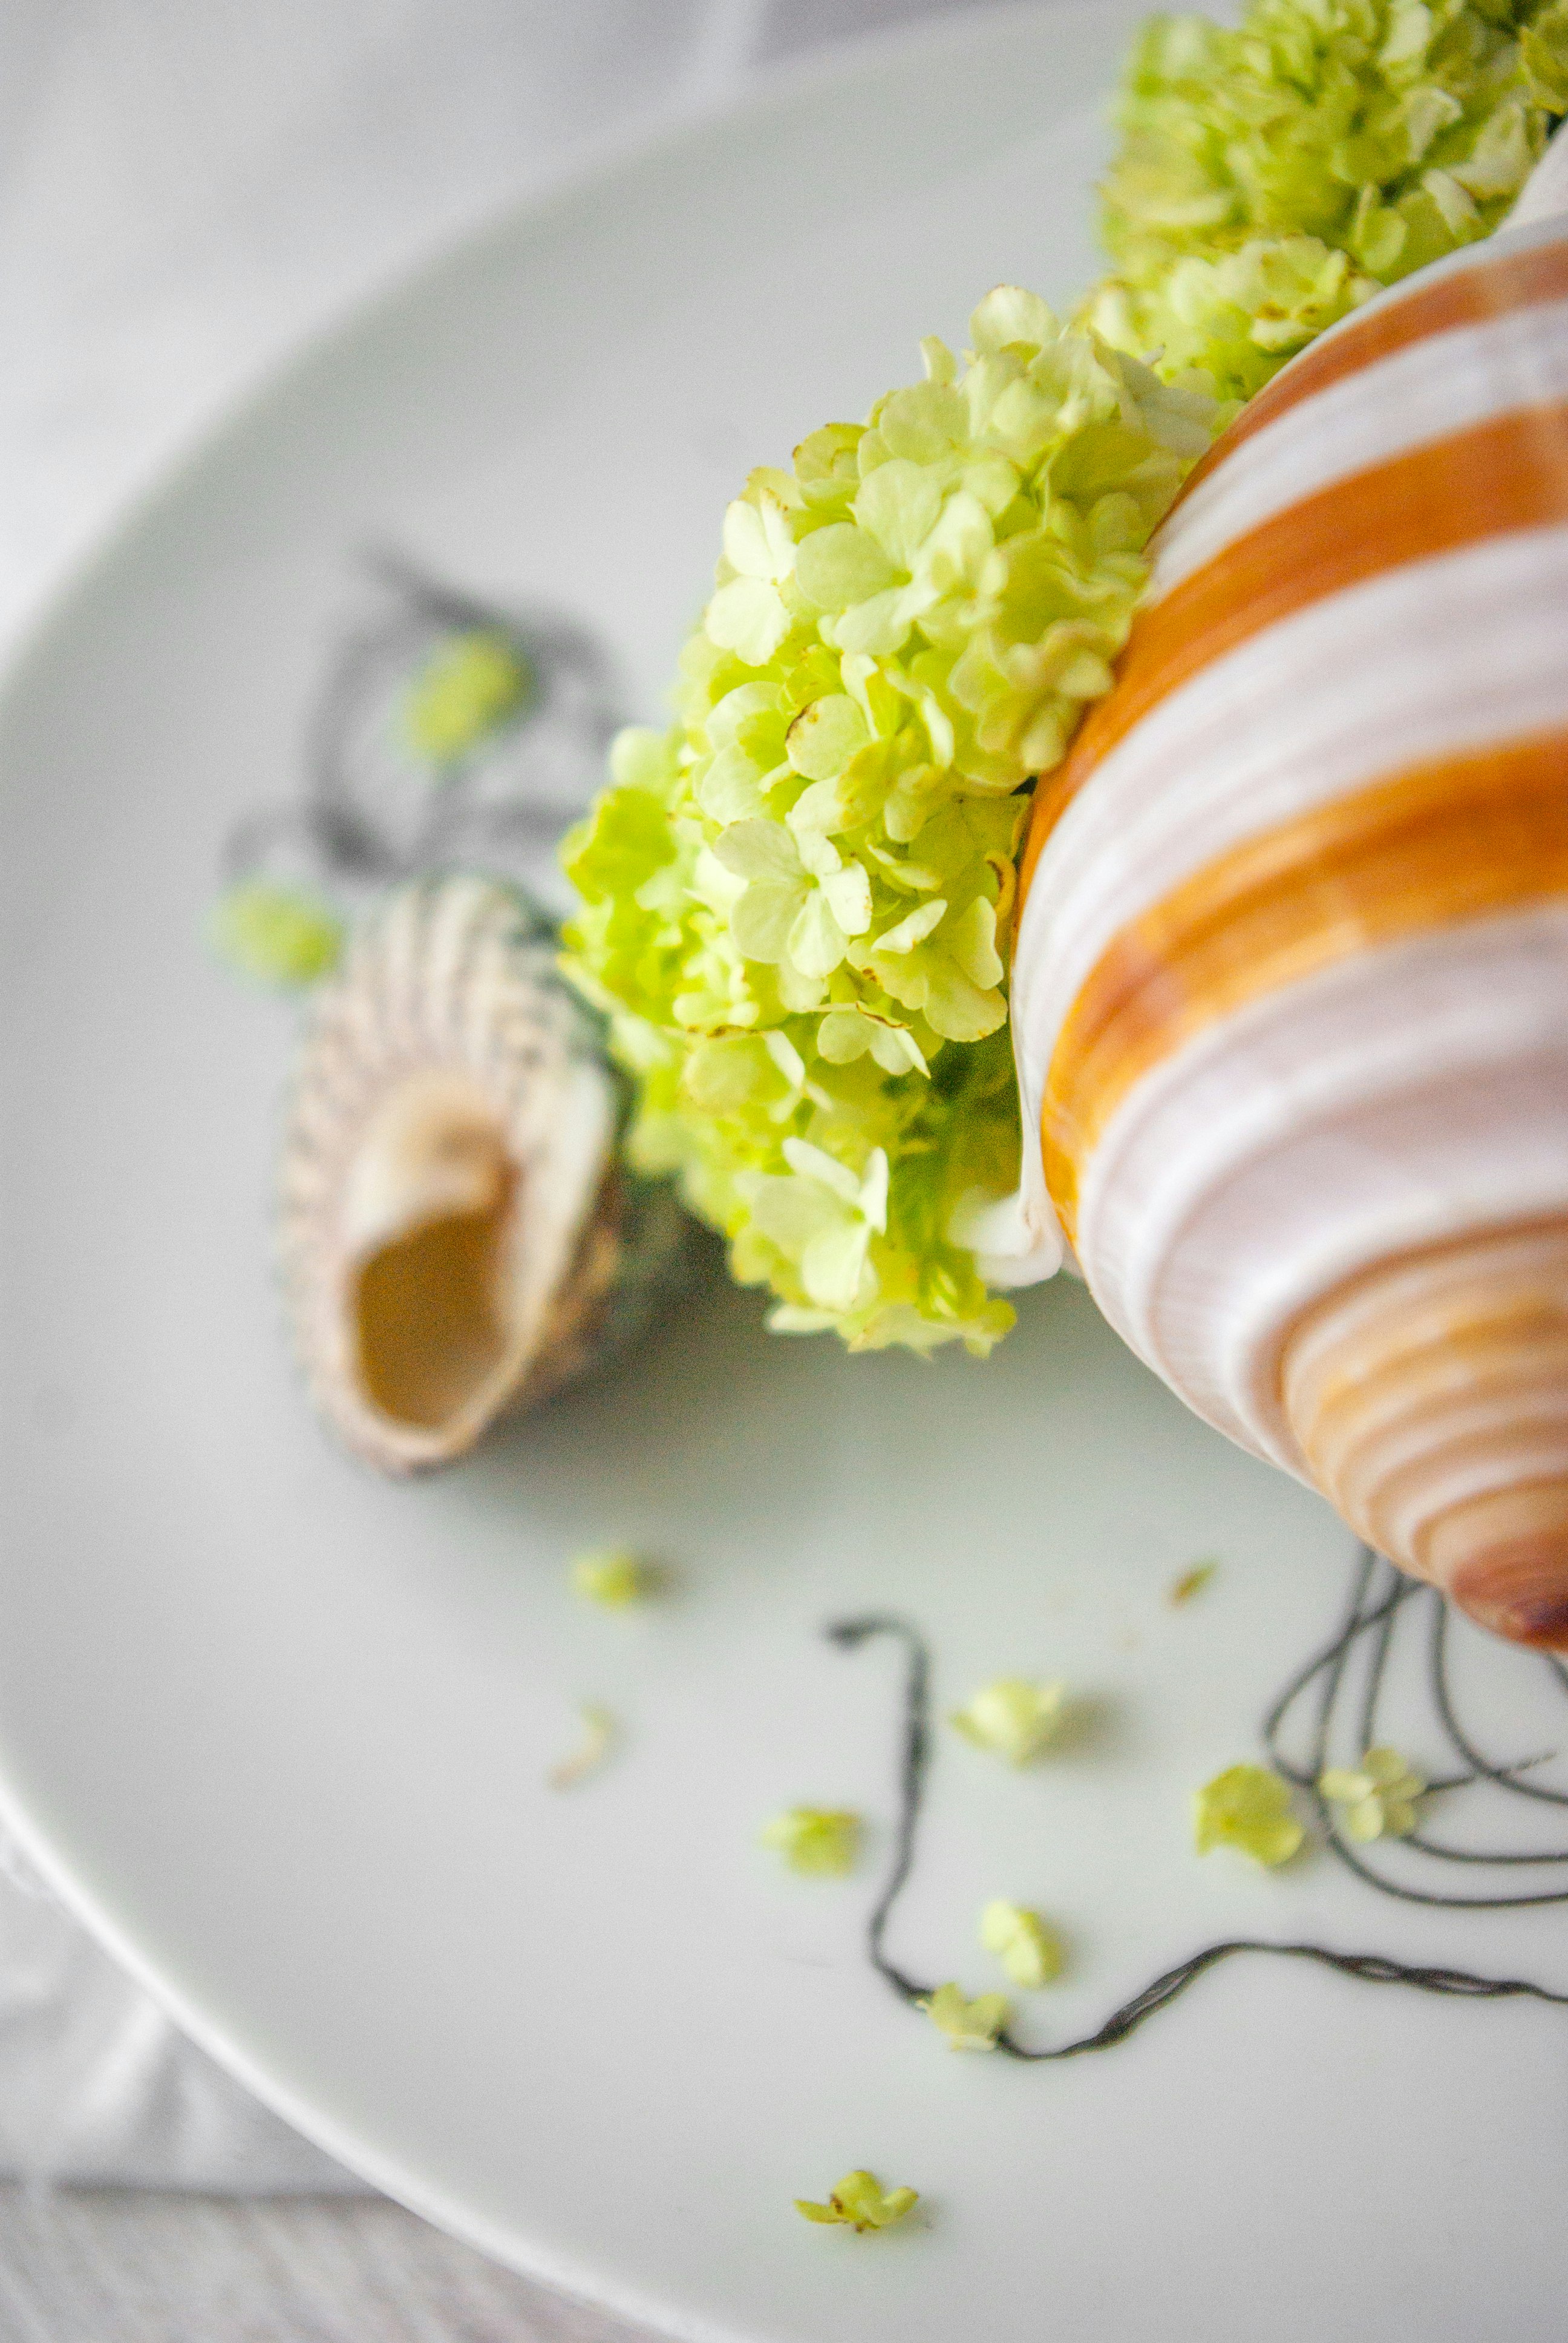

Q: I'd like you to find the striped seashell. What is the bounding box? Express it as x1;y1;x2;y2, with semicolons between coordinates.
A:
280;874;683;1474
1007;147;1568;1647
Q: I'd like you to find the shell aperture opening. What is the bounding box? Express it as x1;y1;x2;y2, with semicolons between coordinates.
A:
344;1072;517;1434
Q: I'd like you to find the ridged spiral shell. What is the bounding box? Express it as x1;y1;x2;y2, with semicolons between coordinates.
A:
1010;174;1568;1645
280;874;679;1474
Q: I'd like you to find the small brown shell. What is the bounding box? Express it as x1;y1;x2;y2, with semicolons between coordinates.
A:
279;875;673;1474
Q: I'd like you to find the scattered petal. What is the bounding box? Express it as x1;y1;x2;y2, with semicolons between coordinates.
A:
705;575;790;666
795;2171;920;2231
569;1548;661;1608
926;1982;1009;2051
547;1703;618;1791
1168;1559;1219;1607
723;492;795;583
979;1899;1065;1988
1192;1764;1303;1867
1319;1746;1425;1841
786;693;872;781
950;1678;1066;1766
761;1806;861;1876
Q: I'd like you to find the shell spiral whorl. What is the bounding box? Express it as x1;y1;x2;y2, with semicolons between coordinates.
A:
1011;190;1568;1645
1282;1223;1568;1645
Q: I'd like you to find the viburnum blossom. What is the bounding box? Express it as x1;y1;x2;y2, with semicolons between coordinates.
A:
562;292;1214;1354
558;0;1564;1357
1085;0;1568;398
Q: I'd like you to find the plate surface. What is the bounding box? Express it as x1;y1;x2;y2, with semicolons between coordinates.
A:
2;10;1567;2341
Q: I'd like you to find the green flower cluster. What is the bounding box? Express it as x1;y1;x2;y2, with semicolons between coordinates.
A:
1086;0;1568;398
562;292;1214;1354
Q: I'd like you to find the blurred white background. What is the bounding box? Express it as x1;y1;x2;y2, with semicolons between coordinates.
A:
0;3;990;2335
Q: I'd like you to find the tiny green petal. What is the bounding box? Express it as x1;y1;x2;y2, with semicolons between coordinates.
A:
970;284;1057;354
786;695;872;782
979;1899;1065;1988
926;1982;1009;2051
950;1678;1066;1766
569;1548;659;1608
723;493;794;582
1192;1765;1303;1867
1318;1745;1425;1840
872;899;947;957
945;896;1003;991
795;2171;919;2231
209;879;344;990
794;523;900;611
761;1806;861;1876
921;334;958;385
854;460;944;568
404;629;530;764
706;576;790;665
546;1702;618;1791
1168;1558;1219;1605
712;819;800;883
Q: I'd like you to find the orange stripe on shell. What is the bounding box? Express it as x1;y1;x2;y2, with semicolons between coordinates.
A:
1177;235;1568;503
1016;398;1568;909
1040;730;1568;1236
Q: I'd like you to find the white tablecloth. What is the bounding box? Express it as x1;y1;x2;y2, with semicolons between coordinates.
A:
0;0;981;2230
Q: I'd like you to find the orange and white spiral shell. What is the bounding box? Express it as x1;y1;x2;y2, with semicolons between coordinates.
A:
1008;168;1568;1646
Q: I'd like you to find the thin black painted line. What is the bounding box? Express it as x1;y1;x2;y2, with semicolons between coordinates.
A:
827;1604;1568;2057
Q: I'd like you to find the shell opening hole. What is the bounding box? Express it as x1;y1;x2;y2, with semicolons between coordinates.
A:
353;1187;515;1433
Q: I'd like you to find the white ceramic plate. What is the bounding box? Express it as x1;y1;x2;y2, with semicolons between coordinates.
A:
3;10;1568;2339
